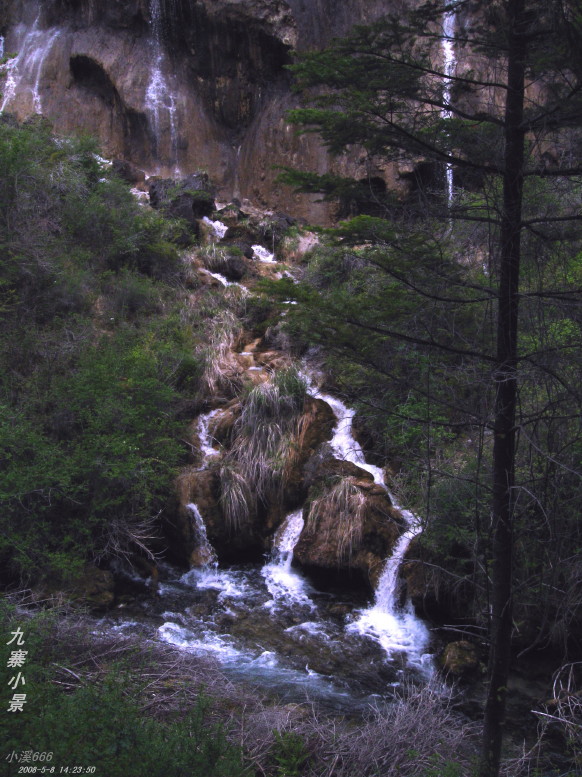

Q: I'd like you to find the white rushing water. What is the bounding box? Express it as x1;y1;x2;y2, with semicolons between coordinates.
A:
252;244;276;263
146;0;179;172
186;502;218;568
196;407;222;462
442;7;457;208
262;509;315;610
203;216;229;240
309;378;432;672
0;14;61;115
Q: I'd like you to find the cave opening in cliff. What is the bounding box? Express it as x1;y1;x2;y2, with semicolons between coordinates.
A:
70;54;118;108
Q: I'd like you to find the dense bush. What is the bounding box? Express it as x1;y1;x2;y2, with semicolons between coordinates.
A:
0;120;200;585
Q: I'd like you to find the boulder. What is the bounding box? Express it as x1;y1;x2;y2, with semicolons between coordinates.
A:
282;397;336;507
73;565;115;609
111;158;146;185
441;640;481;678
172;467;264;564
293;473;402;589
149;174;215;223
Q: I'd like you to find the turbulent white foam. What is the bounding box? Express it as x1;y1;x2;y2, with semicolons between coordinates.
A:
252;244;276;263
203;216;229;239
285;621;329;639
262;510;314;609
250;650;278;668
180;567;249;600
159;622;240;658
347;604;433;677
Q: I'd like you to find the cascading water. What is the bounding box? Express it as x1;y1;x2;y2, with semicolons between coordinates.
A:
252;244;276;263
186;502;218;568
0;13;61;115
146;0;179;172
101;363;434;706
442;6;457;208
309;379;432;674
262;509;314;610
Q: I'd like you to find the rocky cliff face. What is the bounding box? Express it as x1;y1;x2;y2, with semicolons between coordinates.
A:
0;0;396;221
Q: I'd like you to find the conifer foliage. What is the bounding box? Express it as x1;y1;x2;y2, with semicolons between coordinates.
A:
277;2;582;774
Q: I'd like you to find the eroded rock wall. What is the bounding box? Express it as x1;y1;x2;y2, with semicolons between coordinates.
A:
0;0;397;220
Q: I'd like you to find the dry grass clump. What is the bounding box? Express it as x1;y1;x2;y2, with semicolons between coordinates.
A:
219;461;253;531
199;244;231;273
220;368;307;530
527;662;582;777
329;683;477;777
236;680;479;777
306;478;367;562
198;309;242;396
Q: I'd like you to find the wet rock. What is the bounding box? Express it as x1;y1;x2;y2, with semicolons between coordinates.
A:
441;640;481;678
149;174;215;223
73;566;115;609
1;0;398;222
208;400;242;447
294;473;401;589
111;158;146;185
167;468;222;566
254;350;293;371
281;397;336;508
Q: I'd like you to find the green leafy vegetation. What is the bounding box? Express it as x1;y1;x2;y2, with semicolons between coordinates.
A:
271;4;582;773
0;119;200;585
0;603;246;777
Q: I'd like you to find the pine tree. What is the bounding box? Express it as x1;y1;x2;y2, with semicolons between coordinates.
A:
278;2;582;774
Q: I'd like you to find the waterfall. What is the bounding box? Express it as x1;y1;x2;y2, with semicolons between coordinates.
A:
203;216;229;240
196;407;222;463
0;14;61;115
146;0;179;173
262;509;314;609
252;245;276;263
309;379;432;671
0;36;4;60
442;6;457;208
186;503;218;568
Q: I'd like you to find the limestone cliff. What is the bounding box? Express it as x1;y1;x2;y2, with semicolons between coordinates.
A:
0;0;395;220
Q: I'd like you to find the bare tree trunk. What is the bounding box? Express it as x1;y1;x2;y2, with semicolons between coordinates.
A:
479;0;526;775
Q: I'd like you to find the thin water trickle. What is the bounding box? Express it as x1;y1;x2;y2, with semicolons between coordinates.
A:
196;408;222;462
186;503;218;568
442;6;457;208
146;0;179;172
0;15;61;115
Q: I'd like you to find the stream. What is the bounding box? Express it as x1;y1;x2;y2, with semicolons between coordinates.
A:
99;352;436;714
